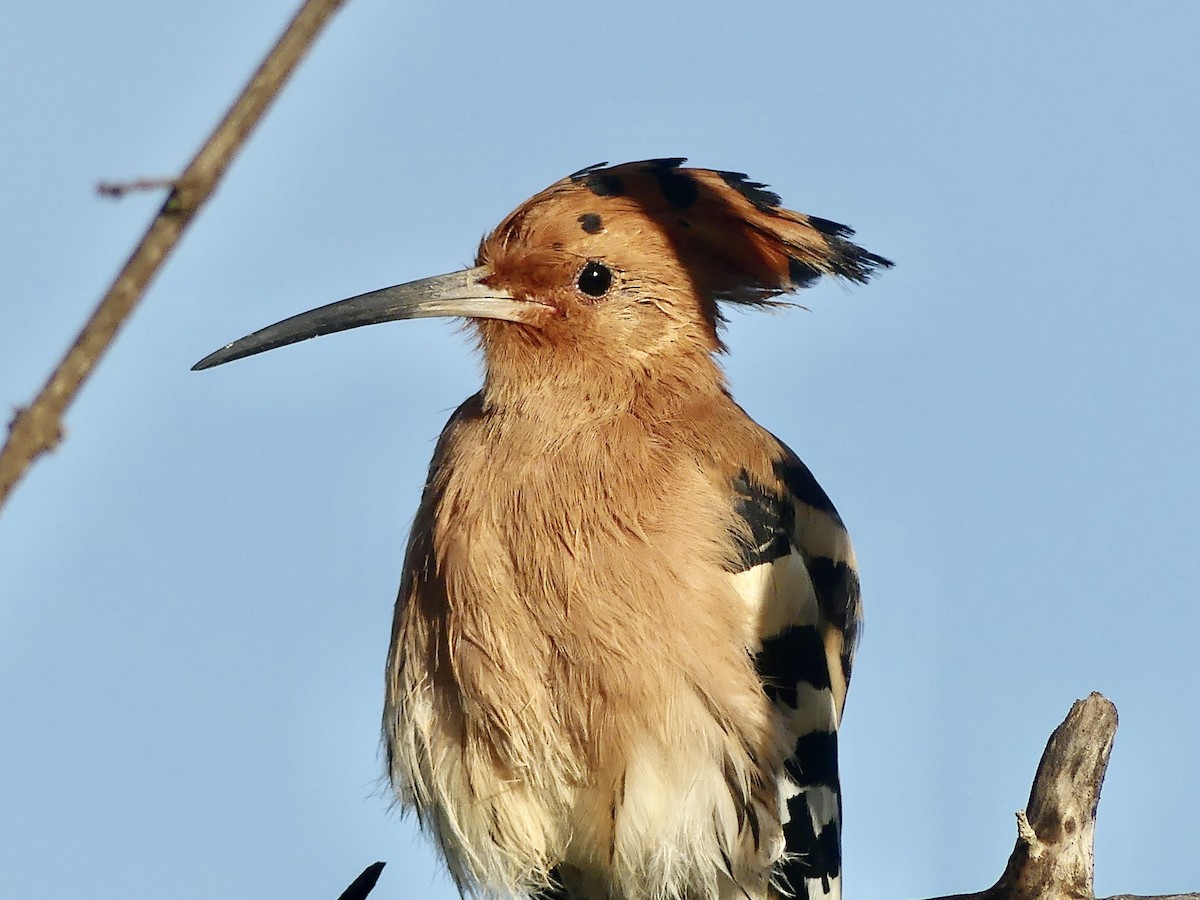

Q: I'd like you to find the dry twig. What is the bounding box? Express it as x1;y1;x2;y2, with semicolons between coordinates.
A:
0;0;348;512
95;177;178;198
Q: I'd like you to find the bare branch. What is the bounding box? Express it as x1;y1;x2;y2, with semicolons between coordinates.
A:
0;0;348;513
924;693;1198;900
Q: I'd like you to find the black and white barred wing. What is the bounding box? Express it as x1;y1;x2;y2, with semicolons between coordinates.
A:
726;438;862;900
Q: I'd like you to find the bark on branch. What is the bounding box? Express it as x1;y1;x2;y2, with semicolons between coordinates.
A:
926;693;1196;900
0;0;348;513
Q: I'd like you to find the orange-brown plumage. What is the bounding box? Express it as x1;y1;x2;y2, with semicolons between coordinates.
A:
194;158;890;900
473;160;888;406
390;391;791;896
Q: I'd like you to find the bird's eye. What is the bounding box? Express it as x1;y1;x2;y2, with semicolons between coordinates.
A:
576;261;613;298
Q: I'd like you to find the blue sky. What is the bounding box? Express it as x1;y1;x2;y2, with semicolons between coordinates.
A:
2;2;1197;898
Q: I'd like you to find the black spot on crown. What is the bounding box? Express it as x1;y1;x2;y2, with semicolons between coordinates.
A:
717;171;782;212
569;162;625;197
585;173;624;197
651;164;699;209
578;213;603;234
571;158;695;201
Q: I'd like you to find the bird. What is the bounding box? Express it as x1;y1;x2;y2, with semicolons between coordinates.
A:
194;158;891;900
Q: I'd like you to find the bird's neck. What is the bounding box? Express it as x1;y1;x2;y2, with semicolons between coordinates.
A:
477;337;730;429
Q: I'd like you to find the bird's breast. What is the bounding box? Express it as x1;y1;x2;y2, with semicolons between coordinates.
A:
429;413;761;750
385;405;789;897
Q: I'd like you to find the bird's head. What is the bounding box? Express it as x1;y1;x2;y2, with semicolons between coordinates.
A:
194;159;890;408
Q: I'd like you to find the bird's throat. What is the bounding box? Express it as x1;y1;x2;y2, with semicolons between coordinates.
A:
475;320;728;427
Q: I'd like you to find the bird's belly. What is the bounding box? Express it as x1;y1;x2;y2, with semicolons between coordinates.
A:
392;641;785;900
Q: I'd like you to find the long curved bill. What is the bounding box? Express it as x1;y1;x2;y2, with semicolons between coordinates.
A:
192;266;529;371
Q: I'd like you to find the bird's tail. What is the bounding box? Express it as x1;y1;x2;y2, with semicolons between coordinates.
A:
776;745;842;900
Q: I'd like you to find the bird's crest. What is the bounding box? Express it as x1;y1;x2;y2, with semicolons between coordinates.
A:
483;158;892;316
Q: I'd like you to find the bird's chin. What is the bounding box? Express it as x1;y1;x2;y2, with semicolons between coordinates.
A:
471;313;544;342
515;299;561;322
474;300;559;330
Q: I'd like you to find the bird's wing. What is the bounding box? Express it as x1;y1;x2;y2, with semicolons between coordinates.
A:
724;435;861;900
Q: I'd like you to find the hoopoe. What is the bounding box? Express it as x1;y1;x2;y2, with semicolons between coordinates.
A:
195;159;890;900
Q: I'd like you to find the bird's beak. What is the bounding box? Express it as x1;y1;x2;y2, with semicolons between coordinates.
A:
192;266;530;370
